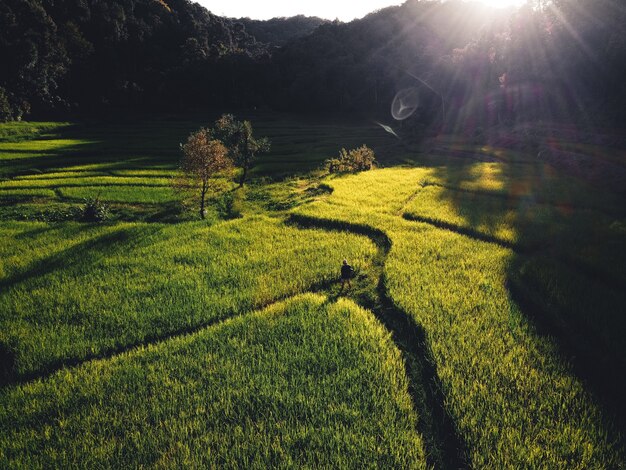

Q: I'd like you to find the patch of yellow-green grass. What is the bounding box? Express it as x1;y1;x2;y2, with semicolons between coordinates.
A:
12;171;110;180
58;186;178;204
0;189;57;199
0;217;377;378
0;176;172;189
109;169;177;177
0;294;426;469
0;139;94;159
0;122;71;142
294;167;623;468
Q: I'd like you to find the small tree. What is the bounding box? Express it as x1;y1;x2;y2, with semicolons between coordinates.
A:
325;145;376;173
177;128;232;219
210;114;270;187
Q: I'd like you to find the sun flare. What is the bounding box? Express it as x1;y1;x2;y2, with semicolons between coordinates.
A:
469;0;525;8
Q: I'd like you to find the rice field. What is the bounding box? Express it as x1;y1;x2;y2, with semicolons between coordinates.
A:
1;295;426;468
295;165;625;467
0;217;376;379
0;116;624;467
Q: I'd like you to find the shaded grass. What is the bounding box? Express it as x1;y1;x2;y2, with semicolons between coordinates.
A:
0;294;426;468
401;162;626;406
403;183;625;280
0;115;396;220
295;167;624;468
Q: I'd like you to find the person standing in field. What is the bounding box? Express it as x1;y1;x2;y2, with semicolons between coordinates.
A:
340;259;353;291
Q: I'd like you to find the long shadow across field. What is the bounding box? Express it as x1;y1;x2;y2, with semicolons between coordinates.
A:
410;147;626;436
0;276;340;389
0;225;163;385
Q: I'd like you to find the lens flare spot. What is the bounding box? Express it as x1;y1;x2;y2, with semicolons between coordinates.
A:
391;87;420;121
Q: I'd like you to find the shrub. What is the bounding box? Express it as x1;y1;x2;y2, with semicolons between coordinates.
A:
326;145;376;174
81;197;109;222
216;190;243;219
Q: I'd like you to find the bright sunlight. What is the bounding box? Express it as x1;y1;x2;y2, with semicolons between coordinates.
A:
471;0;526;8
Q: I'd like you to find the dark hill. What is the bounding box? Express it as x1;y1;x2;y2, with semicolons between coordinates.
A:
235;15;330;47
1;0;625;126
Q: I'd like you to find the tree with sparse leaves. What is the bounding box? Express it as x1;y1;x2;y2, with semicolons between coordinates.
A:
209;114;270;187
176;129;232;219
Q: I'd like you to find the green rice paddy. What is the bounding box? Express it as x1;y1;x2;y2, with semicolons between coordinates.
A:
0;116;624;467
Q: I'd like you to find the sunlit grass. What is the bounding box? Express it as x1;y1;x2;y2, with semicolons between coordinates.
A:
57;186;178;204
0;139;95;160
0;118;623;466
0;122;71;142
295;167;623;467
0;189;57;199
0;176;172;188
0;294;426;468
0;217;376;378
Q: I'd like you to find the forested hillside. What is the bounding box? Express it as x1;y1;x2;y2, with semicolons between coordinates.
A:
236;15;329;46
0;0;268;120
1;0;625;127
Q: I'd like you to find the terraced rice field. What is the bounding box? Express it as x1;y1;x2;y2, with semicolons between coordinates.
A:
1;117;624;467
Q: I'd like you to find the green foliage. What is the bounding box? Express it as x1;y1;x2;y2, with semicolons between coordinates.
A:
1;0;625;127
209;114;271;187
0;121;70;142
0;0;269;121
0;0;68;120
216;190;244;220
0;87;13;122
326;145;376;174
237;15;330;46
81;197;110;222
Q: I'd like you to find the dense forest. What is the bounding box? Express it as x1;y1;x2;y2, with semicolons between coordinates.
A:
1;0;625;129
235;15;329;47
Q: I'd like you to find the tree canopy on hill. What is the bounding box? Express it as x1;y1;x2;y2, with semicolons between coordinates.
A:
235;15;330;47
0;0;268;119
1;0;625;127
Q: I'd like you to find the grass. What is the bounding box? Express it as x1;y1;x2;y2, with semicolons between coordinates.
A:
403;176;625;277
0;116;624;467
0;122;71;142
0;114;393;219
0;217;376;379
401;165;626;368
295;166;624;468
0;294;426;468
